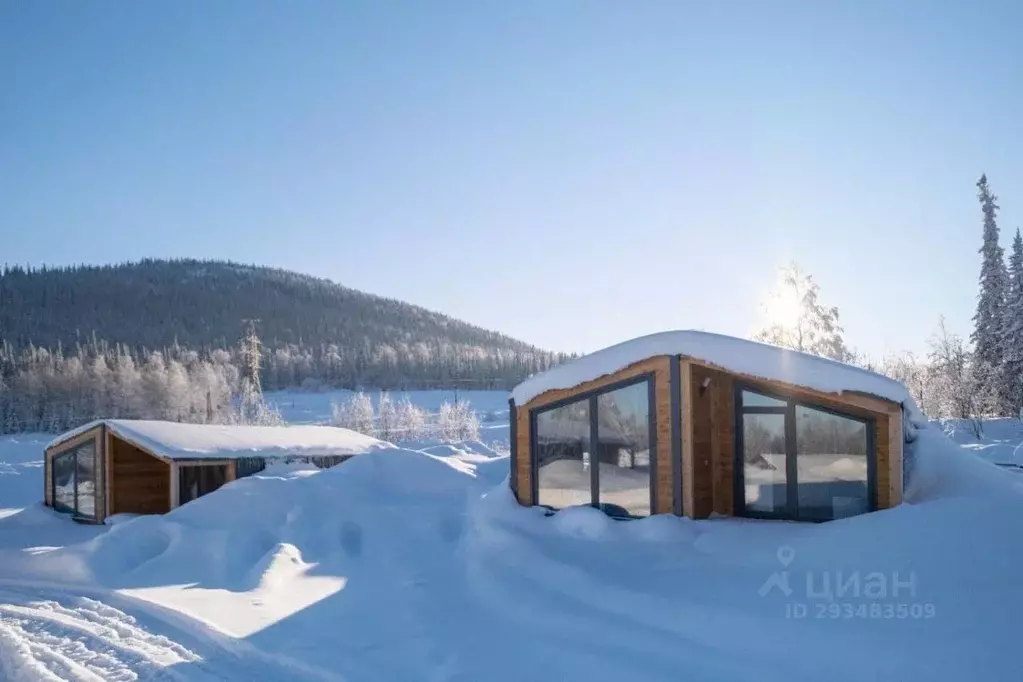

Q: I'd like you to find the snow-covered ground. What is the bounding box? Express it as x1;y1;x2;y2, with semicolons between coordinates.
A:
3;419;1023;680
939;417;1023;467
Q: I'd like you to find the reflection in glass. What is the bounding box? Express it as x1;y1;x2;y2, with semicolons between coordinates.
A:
536;398;592;509
53;451;76;513
596;382;651;517
74;442;96;518
741;391;786;408
796;405;869;519
743;413;787;513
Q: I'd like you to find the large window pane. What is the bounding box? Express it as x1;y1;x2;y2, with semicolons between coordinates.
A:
596;382;651;517
536;398;591;509
53;451;76;513
796;405;869;520
742;413;787;514
74;442;96;518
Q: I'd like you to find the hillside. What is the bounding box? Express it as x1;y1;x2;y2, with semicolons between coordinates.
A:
0;259;536;353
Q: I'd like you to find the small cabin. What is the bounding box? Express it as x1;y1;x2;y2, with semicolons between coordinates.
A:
44;419;391;523
509;331;911;523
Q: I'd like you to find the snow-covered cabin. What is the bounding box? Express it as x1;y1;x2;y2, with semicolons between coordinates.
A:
43;420;392;523
509;331;916;523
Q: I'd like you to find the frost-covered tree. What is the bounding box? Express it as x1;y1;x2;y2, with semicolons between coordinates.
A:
376;391;398;442
331;392;375;435
394;396;426;441
754;262;852;362
972;174;1011;412
438;399;480;441
928;317;984;435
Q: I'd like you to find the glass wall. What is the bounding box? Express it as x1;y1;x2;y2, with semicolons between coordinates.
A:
534;376;654;518
535;397;592;510
796;405;869;519
737;388;874;521
742;413;787;514
53;451;76;513
596;382;652;517
50;440;97;520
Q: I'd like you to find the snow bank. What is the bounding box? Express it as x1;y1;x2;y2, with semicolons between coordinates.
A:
511;330;922;422
47;419;394;460
905;424;1023;502
4;421;1023;680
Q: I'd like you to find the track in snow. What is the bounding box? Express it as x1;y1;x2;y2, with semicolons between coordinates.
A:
0;588;339;681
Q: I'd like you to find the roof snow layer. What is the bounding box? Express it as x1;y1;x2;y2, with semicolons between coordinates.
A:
511;330;922;422
48;420;394;461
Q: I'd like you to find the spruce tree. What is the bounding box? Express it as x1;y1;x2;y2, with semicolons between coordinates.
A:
1002;228;1023;416
972;174;1011;413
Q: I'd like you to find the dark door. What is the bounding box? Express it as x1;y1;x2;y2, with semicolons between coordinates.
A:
178;464;228;505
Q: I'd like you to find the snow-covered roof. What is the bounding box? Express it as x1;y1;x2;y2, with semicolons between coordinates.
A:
512;331;923;421
47;420;394;461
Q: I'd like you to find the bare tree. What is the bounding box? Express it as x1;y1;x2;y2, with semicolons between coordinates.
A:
928;317;984;437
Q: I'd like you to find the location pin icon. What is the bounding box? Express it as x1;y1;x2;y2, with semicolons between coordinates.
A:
777;545;795;567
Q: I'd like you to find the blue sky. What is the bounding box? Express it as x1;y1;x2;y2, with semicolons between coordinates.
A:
2;1;1022;358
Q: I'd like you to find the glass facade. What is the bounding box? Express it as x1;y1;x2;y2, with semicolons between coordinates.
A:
737;388;874;521
742;413;787;514
796;405;869;519
596;382;652;517
535;397;592;510
534;377;654;518
51;440;97;520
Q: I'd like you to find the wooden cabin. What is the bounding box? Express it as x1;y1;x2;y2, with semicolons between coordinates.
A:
44;420;391;523
509;331;912;523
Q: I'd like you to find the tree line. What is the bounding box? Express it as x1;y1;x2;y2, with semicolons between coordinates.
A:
0;331;559;434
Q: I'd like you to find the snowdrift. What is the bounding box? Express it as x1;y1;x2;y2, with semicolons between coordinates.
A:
3;426;1022;681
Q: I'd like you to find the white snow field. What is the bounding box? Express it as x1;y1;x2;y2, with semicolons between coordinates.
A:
3;422;1023;680
265;388;513;448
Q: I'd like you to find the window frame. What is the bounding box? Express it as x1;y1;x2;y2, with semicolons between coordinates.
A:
50;438;98;521
529;372;658;519
733;382;877;522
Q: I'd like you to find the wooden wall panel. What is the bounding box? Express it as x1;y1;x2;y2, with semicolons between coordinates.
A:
514;357;674;514
681;361;694;518
688;362;715;518
514;406;532;505
110;436;171;516
889;410;904;507
709;370;735;516
876;416;891;510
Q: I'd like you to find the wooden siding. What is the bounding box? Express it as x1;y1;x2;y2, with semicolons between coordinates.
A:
889;410;904;506
109;435;171;516
876;418;891;509
514;356;674;514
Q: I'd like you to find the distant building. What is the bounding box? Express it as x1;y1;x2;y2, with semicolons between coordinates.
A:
44;420;392;523
508;331;912;522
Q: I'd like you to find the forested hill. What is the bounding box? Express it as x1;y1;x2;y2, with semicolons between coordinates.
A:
0;259;533;352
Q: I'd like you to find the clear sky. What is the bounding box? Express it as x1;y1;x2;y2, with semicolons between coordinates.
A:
2;1;1022;358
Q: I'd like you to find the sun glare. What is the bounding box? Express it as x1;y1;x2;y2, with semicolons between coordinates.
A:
766;288;802;328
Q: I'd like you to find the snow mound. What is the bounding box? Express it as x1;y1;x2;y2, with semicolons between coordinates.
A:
4;426;1023;679
511;330;922;422
905;424;1023;502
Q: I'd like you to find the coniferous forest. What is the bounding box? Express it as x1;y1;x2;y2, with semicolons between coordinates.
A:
0;259;566;433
